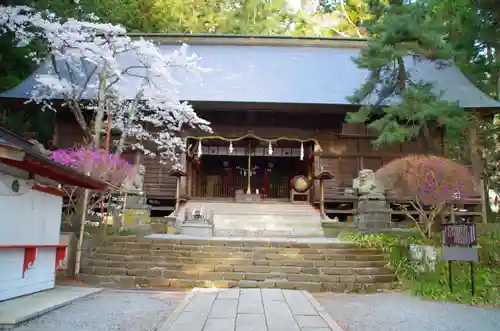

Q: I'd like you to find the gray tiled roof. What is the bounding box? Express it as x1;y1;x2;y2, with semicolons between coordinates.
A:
1;41;499;108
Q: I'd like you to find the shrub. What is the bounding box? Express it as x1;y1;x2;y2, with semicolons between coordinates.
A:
339;230;500;306
51;146;134;187
376;155;476;239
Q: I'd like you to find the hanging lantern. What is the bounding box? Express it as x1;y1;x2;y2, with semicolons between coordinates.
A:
229;141;234;154
197;140;202;158
300;142;304;161
268;141;273;155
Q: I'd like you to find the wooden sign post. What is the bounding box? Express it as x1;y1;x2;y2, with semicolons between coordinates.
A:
441;223;478;296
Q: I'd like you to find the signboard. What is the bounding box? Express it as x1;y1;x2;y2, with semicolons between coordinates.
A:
441;222;478;296
441;246;479;262
442;223;476;246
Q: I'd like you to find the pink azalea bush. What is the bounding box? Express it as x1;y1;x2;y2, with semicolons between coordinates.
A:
376;155;476;238
51;146;134;186
376;155;476;205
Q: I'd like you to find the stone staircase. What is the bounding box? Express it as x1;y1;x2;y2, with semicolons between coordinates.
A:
179;201;324;237
77;236;395;293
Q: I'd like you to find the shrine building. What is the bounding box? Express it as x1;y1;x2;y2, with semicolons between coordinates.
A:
1;34;498;221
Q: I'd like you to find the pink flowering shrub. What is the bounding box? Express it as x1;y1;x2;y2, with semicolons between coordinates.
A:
377;155;476;205
376;155;476;238
51;146;134;186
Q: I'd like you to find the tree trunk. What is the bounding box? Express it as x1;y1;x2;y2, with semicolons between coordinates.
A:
421;122;441;155
92;72;108;148
397;57;406;90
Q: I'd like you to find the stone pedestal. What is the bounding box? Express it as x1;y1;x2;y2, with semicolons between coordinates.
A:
58;232;77;277
352;169;392;232
235;190;261;203
181;222;213;237
123;208;150;231
355;197;392;231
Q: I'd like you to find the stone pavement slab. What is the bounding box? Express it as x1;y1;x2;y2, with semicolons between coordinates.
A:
0;286;103;328
160;288;343;331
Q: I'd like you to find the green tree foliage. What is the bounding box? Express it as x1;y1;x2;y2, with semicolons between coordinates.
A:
346;0;500;220
27;0;302;34
346;0;467;153
319;0;373;37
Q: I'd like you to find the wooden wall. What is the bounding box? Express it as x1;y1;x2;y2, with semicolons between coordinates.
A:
314;123;443;202
53;110;445;202
142;156;177;199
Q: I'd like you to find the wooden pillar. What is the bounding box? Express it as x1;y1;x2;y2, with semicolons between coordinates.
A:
175;176;181;214
247;141;251;194
187;159;192;198
179;138;188;197
315;171;333;220
320;179;325;216
169;170;186;216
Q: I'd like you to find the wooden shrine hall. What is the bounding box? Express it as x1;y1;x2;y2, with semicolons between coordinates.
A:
1;34;499;220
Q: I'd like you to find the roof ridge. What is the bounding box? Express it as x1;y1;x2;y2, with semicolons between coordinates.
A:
126;33;368;48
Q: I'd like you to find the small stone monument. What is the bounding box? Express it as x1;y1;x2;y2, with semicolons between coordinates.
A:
353;169;392;231
180;207;214;237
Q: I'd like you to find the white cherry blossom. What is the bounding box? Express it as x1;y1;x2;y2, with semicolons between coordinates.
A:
1;5;211;166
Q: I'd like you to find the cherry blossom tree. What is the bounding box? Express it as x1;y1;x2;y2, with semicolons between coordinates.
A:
0;5;211;163
376;155;476;239
1;6;212;272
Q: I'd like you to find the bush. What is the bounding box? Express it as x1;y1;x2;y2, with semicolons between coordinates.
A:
376;155;476;239
51;146;134;186
339;229;500;306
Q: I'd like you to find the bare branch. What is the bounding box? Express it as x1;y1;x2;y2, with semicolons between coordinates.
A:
339;0;363;38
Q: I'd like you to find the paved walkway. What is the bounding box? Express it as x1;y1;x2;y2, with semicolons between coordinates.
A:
160;288;343;331
0;286;103;328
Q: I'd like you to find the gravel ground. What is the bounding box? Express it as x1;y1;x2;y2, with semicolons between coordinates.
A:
315;292;500;331
13;289;185;331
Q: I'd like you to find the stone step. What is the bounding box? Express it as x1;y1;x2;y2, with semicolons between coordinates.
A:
83;256;388;269
213;230;325;238
80;236;395;292
79;266;394;283
105;243;384;255
91;249;385;259
76;274;396;293
213;213;319;219
213;218;323;226
187;202;318;209
82;259;391;275
103;237;361;249
214;228;324;233
88;249;388;262
85;256;389;271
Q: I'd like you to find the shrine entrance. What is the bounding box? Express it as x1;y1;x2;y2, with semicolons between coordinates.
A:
188;137;312;200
